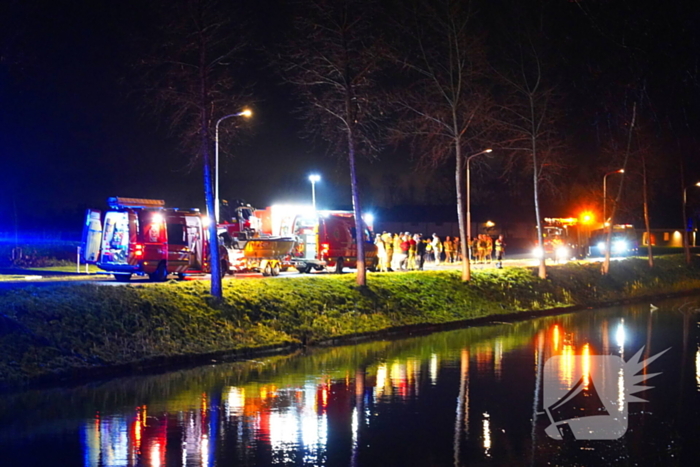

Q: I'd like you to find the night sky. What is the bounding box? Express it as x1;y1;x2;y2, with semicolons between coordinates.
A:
1;0;700;233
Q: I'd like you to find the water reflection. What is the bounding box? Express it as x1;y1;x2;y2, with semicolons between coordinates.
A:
1;297;699;466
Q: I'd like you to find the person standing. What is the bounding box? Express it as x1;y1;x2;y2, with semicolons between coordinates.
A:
477;235;486;264
485;235;493;263
382;231;394;272
408;234;417;270
432;234;443;265
495;235;506;269
375;233;387;272
398;234;410;270
416;234;427;270
453;236;461;262
392;233;403;271
444;236;454;263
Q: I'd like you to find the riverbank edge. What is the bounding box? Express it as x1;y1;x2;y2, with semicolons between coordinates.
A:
13;287;698;393
2;256;700;390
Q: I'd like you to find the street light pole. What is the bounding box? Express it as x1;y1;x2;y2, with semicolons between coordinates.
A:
309;174;321;211
683;181;700;264
466;149;493;260
603;169;624;225
214;108;252;223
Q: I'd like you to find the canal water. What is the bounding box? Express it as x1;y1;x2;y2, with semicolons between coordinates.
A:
2;296;700;466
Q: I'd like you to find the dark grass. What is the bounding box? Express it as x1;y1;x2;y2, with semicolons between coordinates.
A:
1;255;699;387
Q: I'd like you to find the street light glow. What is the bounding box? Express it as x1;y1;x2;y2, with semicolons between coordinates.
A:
237;108;253;118
309;174;321;210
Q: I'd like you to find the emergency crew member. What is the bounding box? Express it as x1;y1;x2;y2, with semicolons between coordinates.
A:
477;235;486;263
375;233;387;272
392;233;403;270
382;231;394;271
444;236;454;263
432;234;443;265
495;235;505;269
408;234;417;270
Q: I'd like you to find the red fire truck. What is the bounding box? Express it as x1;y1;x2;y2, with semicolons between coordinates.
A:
82;197;229;282
254;205;378;273
216;200;296;276
533;217;584;261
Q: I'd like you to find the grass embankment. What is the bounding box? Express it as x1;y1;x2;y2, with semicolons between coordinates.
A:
1;256;699;387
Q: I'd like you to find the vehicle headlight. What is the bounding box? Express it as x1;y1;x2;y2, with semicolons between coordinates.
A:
597;242;606;252
613;240;627;253
533;247;543;258
556;246;569;259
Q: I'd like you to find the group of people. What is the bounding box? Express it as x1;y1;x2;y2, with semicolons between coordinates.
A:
373;232;506;272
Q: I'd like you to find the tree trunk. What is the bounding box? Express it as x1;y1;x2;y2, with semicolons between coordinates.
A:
200;32;222;300
682;160;691;265
348;129;366;286
602;103;635;275
642;155;653;267
530;95;546;279
456;141;470;281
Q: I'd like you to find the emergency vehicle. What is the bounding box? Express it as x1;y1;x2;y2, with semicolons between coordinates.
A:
254;205;378;273
588;224;638;257
82;197;229;282
533;217;583;261
216;200;296;276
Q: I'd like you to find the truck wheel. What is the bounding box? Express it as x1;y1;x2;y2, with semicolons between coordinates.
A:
334;257;344;274
272;263;281;276
368;258;378;272
114;273;131;282
220;261;228;279
149;263;168;282
263;263;273;276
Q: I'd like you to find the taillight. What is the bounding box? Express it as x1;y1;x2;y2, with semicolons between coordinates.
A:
134;244;144;257
321;243;330;256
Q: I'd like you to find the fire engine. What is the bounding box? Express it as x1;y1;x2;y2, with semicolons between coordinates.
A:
253;205;378;273
82;197;229;282
533;217;583;261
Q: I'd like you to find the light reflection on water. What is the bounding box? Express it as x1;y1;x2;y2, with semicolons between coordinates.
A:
1;296;700;466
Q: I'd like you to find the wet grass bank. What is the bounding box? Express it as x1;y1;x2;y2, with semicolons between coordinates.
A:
1;255;699;388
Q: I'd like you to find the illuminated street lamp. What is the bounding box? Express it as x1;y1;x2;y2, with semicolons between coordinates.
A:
466;149;493;254
603;169;624;225
214;108;252;222
683;181;700;264
309;174;321;211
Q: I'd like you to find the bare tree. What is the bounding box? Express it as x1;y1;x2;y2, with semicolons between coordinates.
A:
601;103;636;275
277;0;385;287
138;0;251;300
493;44;566;279
388;0;490;281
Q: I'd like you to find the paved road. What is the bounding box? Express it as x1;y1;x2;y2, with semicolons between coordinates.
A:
0;254;596;289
